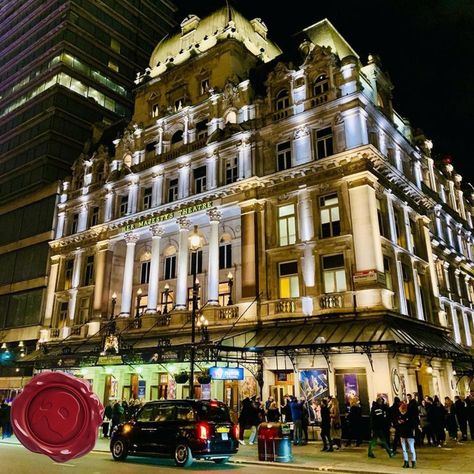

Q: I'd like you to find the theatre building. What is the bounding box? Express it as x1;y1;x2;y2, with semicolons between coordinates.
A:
18;7;474;415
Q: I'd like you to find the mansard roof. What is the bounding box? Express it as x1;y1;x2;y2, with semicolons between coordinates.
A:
148;6;282;78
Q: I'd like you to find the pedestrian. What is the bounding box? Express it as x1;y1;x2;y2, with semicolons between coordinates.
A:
0;400;12;439
290;396;303;446
247;396;260;445
238;397;252;445
432;396;446;446
266;401;280;422
265;396;274;411
301;398;310;445
368;397;394;459
346;397;362;447
329;396;342;449
454;396;468;441
466;390;474;440
390;397;401;452
111;399;124;432
281;395;293;423
407;393;421;447
102;401;113;438
445;397;458;441
320;398;333;452
397;402;418;469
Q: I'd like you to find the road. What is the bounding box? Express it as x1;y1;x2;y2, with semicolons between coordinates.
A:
0;444;346;474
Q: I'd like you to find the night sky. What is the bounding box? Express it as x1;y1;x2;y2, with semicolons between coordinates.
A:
173;0;474;183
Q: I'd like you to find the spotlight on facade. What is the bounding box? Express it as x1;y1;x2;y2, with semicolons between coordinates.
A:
426;365;433;374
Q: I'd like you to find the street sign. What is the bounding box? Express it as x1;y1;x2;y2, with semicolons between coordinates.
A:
209;367;244;380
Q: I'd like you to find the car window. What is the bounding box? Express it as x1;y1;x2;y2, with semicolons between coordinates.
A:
153;404;175;422
137;405;154;422
196;403;231;422
176;404;195;421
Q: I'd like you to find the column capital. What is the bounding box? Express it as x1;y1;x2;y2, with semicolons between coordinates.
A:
152;171;164;181
96;240;110;252
177;217;191;231
207;207;222;223
124;232;139;244
150;224;164;237
72;247;84;256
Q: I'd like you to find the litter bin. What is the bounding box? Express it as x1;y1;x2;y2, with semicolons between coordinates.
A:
257;422;292;462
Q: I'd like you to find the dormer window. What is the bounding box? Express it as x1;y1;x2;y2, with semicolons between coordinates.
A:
174;98;184;112
200;78;210;95
313;74;329;97
275;89;290;111
151;104;159;118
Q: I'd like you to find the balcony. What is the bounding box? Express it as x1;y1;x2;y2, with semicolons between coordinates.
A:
311;94;328;107
69;325;87;338
319;294;343;309
218;306;239;320
49;328;61;339
272;107;292;122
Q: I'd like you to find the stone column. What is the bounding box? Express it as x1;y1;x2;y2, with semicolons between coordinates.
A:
178;163;190;199
395;254;408;315
175;217;191;309
238;139;252;180
104;190;114;222
151;173;163;207
462;311;472;346
385;191;397;244
44;256;61;326
156;125;164;155
120;233;139;315
68;249;84;322
147;225;164;312
183;115;189;144
413;158;422;189
302;243;316;288
93;241;109;318
293;127;311;166
448;304;461;344
412;261;425;320
403;206;414;253
78;204;88;232
128;182;138;214
206;152;218;190
240;204;257;298
56;211;66;239
207;208;221;305
297;186;315;288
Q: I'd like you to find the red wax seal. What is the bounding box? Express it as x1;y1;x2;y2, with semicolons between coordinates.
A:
11;371;104;462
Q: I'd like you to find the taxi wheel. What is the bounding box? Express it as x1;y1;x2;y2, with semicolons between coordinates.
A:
111;438;128;461
214;457;230;464
174;443;193;468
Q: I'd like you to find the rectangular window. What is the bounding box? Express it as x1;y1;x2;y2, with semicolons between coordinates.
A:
277;141;292;171
119;195;128;217
200;78;210;95
58;302;69;328
279;261;299;298
64;260;74;290
383;256;393;291
141;261;151;284
108;60;119;72
84;255;94;286
110;38;121;53
409;218;417;255
377;199;387;238
78;297;90;324
278;204;296;246
394;210;404;247
187;286;202;311
160;289;174;312
164;256;176;280
320;194;340;238
225;157;238;184
168;179;178;203
71;213;79;234
143;187;152;210
322;254;347;293
401;263;414;316
194;166;207;193
90;206;99;227
218;281;230;306
196;119;208;140
189;250;203;275
151;104;159;118
315;127;334;159
219;244;232;269
174;97;184;111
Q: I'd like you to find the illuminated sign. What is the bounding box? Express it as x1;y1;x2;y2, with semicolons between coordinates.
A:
121;201;213;233
209;367;244;380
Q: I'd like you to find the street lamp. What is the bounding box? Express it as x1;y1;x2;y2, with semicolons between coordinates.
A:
197;314;209;342
134;288;143;328
163;283;170;314
188;225;202;399
227;272;234;306
109;292;117;335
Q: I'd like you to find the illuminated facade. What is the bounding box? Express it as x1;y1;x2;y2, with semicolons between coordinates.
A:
20;8;474;412
0;0;176;397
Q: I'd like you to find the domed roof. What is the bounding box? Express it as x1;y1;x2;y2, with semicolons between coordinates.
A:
148;6;282;78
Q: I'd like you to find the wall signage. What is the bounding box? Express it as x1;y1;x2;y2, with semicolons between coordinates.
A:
121;201;213;233
353;269;385;286
209;366;244;380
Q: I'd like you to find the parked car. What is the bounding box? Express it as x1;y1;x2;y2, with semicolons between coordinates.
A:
110;399;239;467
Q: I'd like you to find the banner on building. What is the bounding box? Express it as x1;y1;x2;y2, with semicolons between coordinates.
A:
299;369;329;402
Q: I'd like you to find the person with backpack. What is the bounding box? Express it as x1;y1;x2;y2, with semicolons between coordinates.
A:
368;397;394;459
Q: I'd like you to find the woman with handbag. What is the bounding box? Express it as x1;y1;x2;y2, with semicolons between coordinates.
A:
329;396;342;449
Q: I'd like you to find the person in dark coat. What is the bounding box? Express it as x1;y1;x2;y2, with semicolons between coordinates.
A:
346;397;363;447
238;397;253;445
0;401;12;439
301;399;310;445
320;398;333;452
111;400;124;432
390;397;401;452
432;396;446;446
445;397;458;441
368;397;394;458
266;401;280;422
397;402;418;469
454;396;468;441
466;391;474;440
290;396;303;445
102;402;113;438
281;395;293;423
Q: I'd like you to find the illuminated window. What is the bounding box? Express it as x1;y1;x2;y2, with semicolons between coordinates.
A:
383;257;393;291
315;127;333;159
320;194;340;238
64;260;74;290
119;195;128;217
187;286;202;310
225;157;238;184
152;104;159;117
277;141;292;171
168;178;178;203
218;282;230;306
84;256;94;286
90;206;99;227
141;261;151;284
200;78;210;95
278;204;296;246
313;74;329;97
279;261;299;298
78;297;90;324
322;254;346;293
193;166;206;193
143;187;152;210
402;263;415;317
108;60;119;72
275;89;290;111
174;98;184;111
189;250;203;275
58;302;69;328
377;199;387;238
110;38;121;53
71;213;79;234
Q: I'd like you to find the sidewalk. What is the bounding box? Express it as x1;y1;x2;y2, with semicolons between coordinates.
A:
2;435;474;473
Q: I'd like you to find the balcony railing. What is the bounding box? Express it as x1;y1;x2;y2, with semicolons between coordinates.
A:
218;306;239;320
50;328;60;339
275;299;297;313
319;294;343;309
272;107;292;122
70;325;85;337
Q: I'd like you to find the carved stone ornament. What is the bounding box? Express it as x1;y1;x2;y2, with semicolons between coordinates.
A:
124;232;140;244
207;207;222;223
222;78;240;108
150;225;164;238
177;217;191;230
294;126;310;139
266;62;291;84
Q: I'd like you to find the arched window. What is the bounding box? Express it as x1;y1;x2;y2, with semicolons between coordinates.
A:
275;89;290;111
171;130;184;145
313;74;329;97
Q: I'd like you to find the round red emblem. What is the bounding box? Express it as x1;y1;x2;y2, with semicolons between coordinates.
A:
11;371;104;462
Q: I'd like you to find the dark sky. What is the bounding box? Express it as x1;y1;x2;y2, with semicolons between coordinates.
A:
172;0;474;183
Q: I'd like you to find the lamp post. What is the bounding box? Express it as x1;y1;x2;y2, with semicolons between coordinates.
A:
134;288;143;328
197;314;209;342
188;225;202;399
163;283;170;314
109;292;117;335
227;272;234;306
